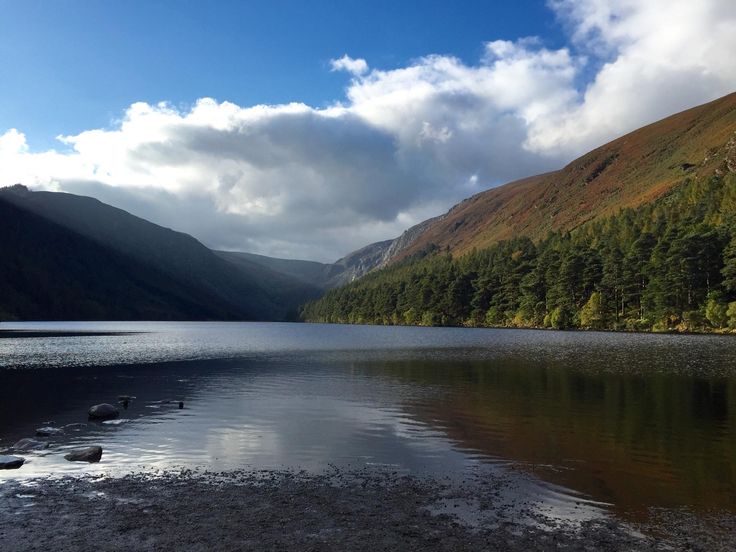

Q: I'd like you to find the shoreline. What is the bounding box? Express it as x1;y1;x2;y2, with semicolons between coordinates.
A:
1;468;734;551
301;320;736;337
0;330;141;339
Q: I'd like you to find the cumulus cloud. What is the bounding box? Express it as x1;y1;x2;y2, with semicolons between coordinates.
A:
1;0;735;261
330;55;369;76
528;0;736;155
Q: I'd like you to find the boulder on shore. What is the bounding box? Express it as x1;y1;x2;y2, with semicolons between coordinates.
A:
64;446;103;463
0;455;25;469
36;426;63;437
13;438;49;451
88;404;119;420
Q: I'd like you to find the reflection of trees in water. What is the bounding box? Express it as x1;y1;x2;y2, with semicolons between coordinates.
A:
363;358;736;517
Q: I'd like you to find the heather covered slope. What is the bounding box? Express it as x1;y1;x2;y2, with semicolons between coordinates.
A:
397;92;736;259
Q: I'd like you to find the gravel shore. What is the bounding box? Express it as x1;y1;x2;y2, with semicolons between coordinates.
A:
2;467;733;551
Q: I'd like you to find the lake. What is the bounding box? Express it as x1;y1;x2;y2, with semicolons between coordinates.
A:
1;321;735;521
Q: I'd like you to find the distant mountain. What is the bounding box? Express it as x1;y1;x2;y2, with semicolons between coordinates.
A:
216;239;422;289
302;216;443;287
0;185;320;321
215;251;339;289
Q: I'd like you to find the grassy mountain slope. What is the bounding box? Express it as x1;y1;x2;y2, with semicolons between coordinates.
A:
397;92;736;259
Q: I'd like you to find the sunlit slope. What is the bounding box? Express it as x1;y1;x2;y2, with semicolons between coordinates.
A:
398;92;736;258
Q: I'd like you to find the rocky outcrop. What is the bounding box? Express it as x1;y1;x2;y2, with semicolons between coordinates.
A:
326;215;443;287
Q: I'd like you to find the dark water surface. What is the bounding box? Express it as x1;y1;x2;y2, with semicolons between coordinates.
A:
1;322;735;520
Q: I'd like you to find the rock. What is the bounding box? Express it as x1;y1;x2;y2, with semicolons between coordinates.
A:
36;426;63;437
13;438;49;451
0;455;25;469
178;401;184;409
64;446;103;463
88;403;120;420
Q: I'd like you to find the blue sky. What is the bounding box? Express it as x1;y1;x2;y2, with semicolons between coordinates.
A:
1;0;734;261
1;0;563;149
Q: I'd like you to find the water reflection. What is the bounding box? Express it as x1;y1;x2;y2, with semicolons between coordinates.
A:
363;358;736;516
1;322;735;521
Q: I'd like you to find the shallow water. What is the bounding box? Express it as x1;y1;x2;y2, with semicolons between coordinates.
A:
1;321;735;520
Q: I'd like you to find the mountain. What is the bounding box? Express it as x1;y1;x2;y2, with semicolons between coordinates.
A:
0;198;237;320
398;92;736;258
216;237;428;289
215;251;340;289
336;92;736;274
0;185;320;321
303;92;736;332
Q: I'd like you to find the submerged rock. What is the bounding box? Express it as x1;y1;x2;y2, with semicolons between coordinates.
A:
36;426;63;437
0;455;25;469
13;438;49;451
64;423;87;429
64;446;103;463
88;404;119;420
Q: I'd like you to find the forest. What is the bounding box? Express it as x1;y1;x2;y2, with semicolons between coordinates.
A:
302;173;736;332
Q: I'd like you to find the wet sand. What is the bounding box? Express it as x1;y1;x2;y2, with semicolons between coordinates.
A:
2;468;733;551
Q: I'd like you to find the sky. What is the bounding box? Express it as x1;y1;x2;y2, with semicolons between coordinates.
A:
1;0;735;262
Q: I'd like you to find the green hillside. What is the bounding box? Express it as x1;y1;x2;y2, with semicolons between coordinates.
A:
303;172;736;333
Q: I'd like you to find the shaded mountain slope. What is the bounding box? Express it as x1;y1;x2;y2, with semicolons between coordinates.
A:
216;251;339;289
0;198;241;320
0;186;319;321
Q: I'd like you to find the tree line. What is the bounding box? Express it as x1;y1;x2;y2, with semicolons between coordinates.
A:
302;173;736;332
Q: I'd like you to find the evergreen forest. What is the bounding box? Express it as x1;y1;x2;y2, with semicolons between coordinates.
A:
302;173;736;332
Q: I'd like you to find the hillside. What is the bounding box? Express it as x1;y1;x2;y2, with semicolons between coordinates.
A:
0;186;319;321
0;199;241;320
396;91;736;259
331;92;736;275
303;92;736;332
303;172;736;331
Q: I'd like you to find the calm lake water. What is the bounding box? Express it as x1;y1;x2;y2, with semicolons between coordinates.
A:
1;321;735;520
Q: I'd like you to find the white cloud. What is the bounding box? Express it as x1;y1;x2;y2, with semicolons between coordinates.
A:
330;54;369;76
529;0;736;155
1;0;735;262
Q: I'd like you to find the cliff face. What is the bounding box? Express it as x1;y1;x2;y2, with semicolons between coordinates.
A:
326;215;446;286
